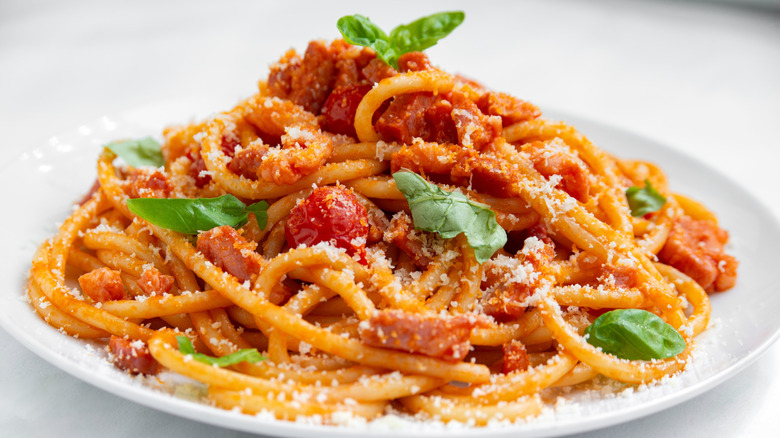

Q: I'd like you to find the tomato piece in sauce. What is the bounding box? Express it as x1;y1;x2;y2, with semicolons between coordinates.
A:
321;83;373;138
285;186;369;263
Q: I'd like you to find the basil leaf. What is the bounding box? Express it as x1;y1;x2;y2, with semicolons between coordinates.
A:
337;15;397;67
393;171;506;263
245;200;270;231
106;137;165;168
371;39;401;69
337;14;388;48
626;179;666;217
337;11;464;69
584;309;686;360
176;336;265;367
389;11;465;56
126;194;269;234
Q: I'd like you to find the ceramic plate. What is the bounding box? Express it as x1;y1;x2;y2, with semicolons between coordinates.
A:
1;99;778;437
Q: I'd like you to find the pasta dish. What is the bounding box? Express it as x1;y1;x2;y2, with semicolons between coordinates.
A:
26;12;738;426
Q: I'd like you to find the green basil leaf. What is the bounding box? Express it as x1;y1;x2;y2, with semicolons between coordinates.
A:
176;336;265;367
584;309;686;360
626;179;666;217
337;14;388;46
126;194;268;234
176;335;197;355
105;137;165;168
389;11;465;56
393;170;506;263
337;15;398;67
371;39;401;69
245;200;269;231
337;11;464;69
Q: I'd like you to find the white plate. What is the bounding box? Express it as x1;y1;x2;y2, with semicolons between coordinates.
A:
1;98;779;438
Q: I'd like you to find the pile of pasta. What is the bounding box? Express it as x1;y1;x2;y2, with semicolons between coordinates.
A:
27;39;737;425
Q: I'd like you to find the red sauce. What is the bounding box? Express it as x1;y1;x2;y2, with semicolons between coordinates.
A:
397;52;432;72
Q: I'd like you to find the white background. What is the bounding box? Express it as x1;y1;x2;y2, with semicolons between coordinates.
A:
1;0;779;436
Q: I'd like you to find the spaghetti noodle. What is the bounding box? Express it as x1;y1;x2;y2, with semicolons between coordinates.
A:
27;29;738;426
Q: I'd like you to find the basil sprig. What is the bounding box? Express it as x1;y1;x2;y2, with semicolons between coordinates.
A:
393;171;506;263
626;179;666;217
176;336;265;367
584;309;686;360
106;137;165;168
127;194;268;234
337;11;465;69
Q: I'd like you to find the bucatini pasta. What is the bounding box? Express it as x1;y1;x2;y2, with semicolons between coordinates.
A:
26;12;738;426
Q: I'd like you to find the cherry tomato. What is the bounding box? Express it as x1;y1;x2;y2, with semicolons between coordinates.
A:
285;186;369;263
321;83;372;138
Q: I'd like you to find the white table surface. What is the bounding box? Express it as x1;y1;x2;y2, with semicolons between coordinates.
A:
1;0;779;436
